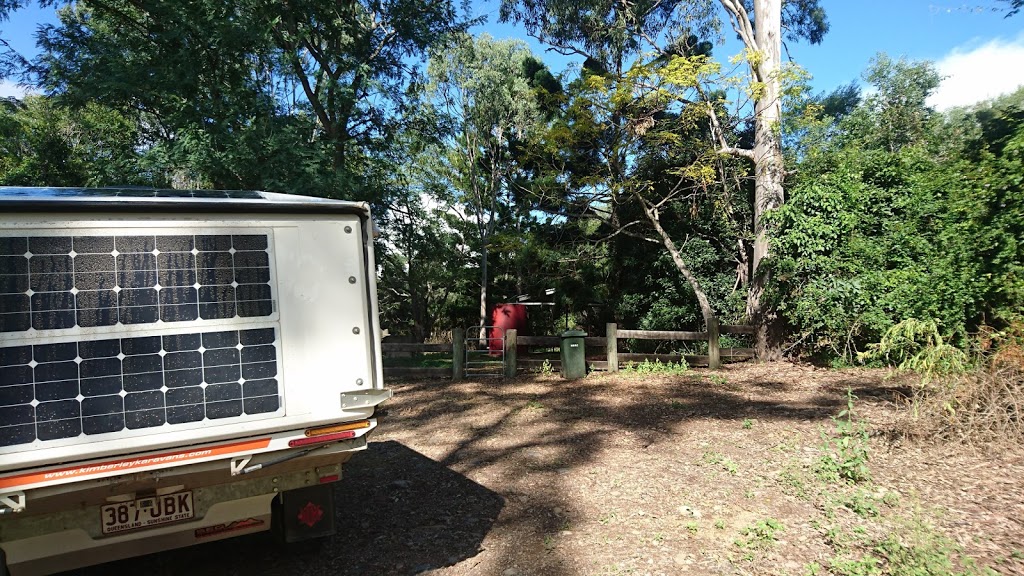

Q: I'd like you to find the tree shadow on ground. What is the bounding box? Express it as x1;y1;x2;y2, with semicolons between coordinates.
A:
353;369;886;574
393;374;854;477
67;366;903;576
65;440;503;576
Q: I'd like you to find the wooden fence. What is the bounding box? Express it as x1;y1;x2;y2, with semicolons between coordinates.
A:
382;323;756;379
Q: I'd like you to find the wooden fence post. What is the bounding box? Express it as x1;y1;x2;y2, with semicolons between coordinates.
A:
452;328;465;381
606;323;618;373
707;317;721;370
504;329;517;378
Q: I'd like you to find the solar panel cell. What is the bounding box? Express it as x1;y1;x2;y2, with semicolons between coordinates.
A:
0;327;280;448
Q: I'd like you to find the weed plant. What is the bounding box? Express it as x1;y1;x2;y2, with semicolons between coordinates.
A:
859;318;970;384
817;389;871;484
621;358;689;375
735;518;784;551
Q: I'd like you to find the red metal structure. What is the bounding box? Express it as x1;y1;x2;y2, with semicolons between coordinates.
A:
489;304;528;353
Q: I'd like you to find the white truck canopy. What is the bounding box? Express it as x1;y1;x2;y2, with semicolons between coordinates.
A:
0;187;386;485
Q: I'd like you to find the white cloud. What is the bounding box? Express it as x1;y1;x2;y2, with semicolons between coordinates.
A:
928;35;1024;110
0;79;35;99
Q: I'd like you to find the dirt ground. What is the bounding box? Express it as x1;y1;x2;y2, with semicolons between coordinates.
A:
83;362;1024;576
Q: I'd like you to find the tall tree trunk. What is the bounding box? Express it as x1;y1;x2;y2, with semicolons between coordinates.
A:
409;262;427;343
478;247;489;346
719;0;785;359
746;0;785;360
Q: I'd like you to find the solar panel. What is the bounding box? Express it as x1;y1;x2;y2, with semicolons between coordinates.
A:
0;234;273;333
0;188;265;199
0;328;280;447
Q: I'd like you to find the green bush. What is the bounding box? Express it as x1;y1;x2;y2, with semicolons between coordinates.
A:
859;318;970;384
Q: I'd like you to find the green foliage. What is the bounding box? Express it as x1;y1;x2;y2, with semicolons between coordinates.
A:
0;96;153;186
816;390;871;484
707;374;729;386
824;511;998;576
701;450;738;475
418;33;557;331
734;518;784;551
830;554;883;576
621;358;689;375
538;359;555;375
856;54;942;153
859;318;970;383
840;488;881;518
774;56;1024;362
22;0;468;198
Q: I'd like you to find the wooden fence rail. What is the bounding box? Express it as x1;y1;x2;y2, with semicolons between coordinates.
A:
380;323;755;378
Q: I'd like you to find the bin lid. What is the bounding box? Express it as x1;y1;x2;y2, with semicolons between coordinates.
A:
561;330;588;338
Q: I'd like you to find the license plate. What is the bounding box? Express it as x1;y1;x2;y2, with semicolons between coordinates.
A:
100;492;195;535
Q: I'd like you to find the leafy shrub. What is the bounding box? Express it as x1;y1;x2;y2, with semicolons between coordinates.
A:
859;318;970;384
878;322;1024;444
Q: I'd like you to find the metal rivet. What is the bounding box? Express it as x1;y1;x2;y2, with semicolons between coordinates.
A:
356;378;364;386
348;276;356;284
344;226;352;233
352;327;360;334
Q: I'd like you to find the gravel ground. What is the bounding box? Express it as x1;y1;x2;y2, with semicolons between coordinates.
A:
74;363;1024;575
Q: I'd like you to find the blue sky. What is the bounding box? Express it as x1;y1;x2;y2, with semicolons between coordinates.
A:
3;0;1023;107
470;0;1024;108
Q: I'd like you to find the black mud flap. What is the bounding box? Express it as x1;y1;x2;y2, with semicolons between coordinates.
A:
272;484;336;543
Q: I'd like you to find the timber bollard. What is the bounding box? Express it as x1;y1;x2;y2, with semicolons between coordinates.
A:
452;328;465;381
606;322;618;373
504;329;517;378
707;317;721;370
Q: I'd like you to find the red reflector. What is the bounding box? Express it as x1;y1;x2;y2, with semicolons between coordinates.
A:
318;474;340;484
297;501;324;528
288;430;356;448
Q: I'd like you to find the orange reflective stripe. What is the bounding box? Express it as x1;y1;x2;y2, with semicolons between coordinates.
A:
0;438;271;490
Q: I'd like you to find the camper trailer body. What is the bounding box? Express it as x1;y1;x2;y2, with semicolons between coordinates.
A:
0;187;389;575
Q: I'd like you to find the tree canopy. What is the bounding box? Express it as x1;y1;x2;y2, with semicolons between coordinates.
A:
2;0;1023;366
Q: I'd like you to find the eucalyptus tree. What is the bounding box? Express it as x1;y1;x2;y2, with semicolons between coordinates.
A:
503;0;828;356
421;33;546;343
501;0;739;337
713;0;827;357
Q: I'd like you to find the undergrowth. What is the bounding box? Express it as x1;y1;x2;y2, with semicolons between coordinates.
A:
861;319;1024;444
735;518;783;551
859;318;969;385
825;508;998;576
620;358;689;375
817;389;872;484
